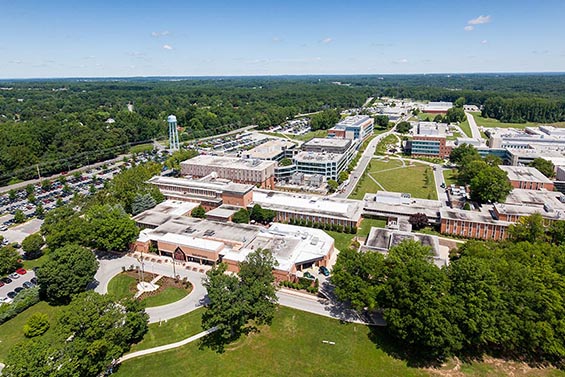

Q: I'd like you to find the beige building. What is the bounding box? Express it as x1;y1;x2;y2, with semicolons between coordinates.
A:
181;155;277;189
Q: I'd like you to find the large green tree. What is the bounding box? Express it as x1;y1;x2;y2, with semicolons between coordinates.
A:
84;205;139;251
21;233;45;260
469;165;512;203
36;244;99;305
449;144;480;165
0;245;22;276
530;158;555;178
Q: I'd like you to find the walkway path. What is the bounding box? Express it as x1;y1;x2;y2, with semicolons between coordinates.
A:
465;111;483;140
118;326;219;363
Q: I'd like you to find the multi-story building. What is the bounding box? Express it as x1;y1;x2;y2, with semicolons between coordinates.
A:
328;115;374;141
498;165;555;191
292;151;350;181
147;175;254;211
407;122;453;158
302;138;353;154
242;139;297;161
181;155;277;189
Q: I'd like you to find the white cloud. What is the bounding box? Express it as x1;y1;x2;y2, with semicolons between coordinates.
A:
481;40;488;44
468;15;491;25
394;58;408;64
162;44;173;50
464;25;474;31
321;37;333;44
151;31;170;37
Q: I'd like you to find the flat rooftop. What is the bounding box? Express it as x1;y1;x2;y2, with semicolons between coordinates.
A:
498;165;553;184
244;139;296;160
440;208;513;226
335;115;372;127
294;151;343;163
181;155;277;171
253;189;363;221
132;200;200;228
303;137;351;149
363;192;442;219
148;175;254;195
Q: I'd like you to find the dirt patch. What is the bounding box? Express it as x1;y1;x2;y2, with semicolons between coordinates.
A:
427;356;560;377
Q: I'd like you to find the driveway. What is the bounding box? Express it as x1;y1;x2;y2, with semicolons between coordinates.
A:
0;219;43;244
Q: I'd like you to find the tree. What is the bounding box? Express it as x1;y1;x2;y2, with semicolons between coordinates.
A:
84;205;139;251
34;202;44;218
310;109;340;131
27;194;36;204
470;166;512;203
202;263;246;351
375;115;389;128
338;171;349;184
191;205;206;219
445;107;466;123
454;97;466;108
408;212;428;230
433;114;444;122
548;220;565;246
131;193;157;215
249;204;274;224
0;246;22;276
41;205;87;250
8;189;17;201
40;179;51;191
25;184;34;197
508;213;548;243
23;313;50;338
232;208;250;224
238;249;278;326
164;149;199;170
449;144;480;165
55;197;63;207
13;209;25;224
530;158;555;178
396;121;412;133
36;244;99;305
484;154;502;167
21;233;44;260
327;179;338;193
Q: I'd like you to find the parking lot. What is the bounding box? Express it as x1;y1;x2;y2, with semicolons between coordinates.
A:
0;269;37;304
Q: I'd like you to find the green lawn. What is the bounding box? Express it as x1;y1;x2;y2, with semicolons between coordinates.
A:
357;218;387;238
469;112;538;129
130;143;155;154
0;301;62;363
325;231;355;252
130;308;204;352
459;119;472;137
115;306;428;377
442;169;458;186
142;287;188;308
375;134;399;155
21;253;50;270
107;273;137;301
350;159;437;200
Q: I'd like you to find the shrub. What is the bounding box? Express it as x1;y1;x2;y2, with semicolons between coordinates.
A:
23;313;50;337
0;287;40;325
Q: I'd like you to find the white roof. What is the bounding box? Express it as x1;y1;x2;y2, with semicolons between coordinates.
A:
159;232;224;252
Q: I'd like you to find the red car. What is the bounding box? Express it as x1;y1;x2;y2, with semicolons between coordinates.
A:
16;268;27;275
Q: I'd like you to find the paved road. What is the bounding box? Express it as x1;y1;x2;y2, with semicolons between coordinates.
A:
94;254;208;324
94;254;380;326
465;111;483;140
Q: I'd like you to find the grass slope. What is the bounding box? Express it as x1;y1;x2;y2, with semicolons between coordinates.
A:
107;273;188;307
115;306;427;377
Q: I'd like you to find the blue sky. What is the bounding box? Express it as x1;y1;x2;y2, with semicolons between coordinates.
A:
1;0;564;78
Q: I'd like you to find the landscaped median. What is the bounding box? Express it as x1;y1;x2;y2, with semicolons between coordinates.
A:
107;270;192;308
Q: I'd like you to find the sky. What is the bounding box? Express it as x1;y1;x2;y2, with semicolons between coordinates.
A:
1;0;564;78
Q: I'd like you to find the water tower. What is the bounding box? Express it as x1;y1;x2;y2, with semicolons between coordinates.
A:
167;115;180;151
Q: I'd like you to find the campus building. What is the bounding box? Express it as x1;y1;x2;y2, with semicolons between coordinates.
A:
181;155;277;189
242;139;297;161
147;175;254;211
422;101;453;114
131;206;335;282
407;122;453;158
498;165;555;191
251;189;364;228
328;115;374;141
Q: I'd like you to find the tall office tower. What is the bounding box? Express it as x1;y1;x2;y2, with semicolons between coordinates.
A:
167;115;180;150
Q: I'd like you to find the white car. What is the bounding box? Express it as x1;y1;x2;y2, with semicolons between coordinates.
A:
9;273;20;279
0;297;13;305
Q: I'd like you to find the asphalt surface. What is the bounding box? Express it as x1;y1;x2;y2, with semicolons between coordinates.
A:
94;254;380;326
465;111;483;140
0;269;36;300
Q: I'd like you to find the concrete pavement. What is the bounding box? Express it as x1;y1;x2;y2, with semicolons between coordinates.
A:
465;111;483;140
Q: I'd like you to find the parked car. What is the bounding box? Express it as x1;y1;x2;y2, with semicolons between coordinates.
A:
303;271;315;280
14;287;23;293
23;281;33;289
0;281;4;287
16;268;27;275
30;277;38;285
6;291;16;299
0;296;13;305
1;277;12;284
319;266;330;276
9;273;20;279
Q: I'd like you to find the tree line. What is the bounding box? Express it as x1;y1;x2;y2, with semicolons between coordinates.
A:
332;215;565;366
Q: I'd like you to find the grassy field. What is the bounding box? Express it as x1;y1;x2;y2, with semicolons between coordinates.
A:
469;112;538;129
107;273;189;307
130;308;204;352
350;159;437;200
129;143;155;154
325;231;355;251
21;253;50;270
459;119;472;137
442;169;458;186
375;134;400;155
0;301;62;363
357;218;387;238
115;306;427;377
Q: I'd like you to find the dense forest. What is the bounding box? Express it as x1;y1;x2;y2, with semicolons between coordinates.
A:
1;74;565;184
